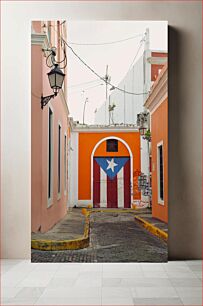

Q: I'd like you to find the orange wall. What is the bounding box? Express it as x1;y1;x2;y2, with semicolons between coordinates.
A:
78;132;141;201
151;52;167;82
151;98;168;223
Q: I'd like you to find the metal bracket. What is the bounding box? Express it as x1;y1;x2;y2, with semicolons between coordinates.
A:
41;94;55;109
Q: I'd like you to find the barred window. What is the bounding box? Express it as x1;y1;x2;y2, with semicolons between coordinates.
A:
106;139;118;152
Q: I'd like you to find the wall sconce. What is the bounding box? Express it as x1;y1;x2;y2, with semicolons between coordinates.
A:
139;126;147;136
41;44;67;109
41;64;65;109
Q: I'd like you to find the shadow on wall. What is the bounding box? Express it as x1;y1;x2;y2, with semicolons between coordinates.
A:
168;26;202;259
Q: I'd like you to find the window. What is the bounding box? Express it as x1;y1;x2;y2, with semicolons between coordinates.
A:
157;142;164;203
48;108;53;203
58;124;61;195
106;139;118;152
64;135;67;193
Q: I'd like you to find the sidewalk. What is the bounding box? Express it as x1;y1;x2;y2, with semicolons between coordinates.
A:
31;207;168;251
134;210;168;240
31;208;89;250
32;209;85;241
135;211;168;234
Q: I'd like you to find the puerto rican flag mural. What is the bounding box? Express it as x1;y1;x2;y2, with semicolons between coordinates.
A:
93;157;131;208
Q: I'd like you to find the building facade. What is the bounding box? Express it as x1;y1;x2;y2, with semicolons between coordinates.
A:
144;64;168;223
31;21;69;233
94;37;167;207
68;123;141;208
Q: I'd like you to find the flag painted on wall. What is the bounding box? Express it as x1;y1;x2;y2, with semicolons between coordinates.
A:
93;157;131;208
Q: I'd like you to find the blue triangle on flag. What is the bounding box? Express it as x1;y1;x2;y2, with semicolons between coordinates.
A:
95;157;129;179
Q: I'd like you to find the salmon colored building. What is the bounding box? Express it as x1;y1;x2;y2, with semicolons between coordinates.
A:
144;64;168;223
31;21;69;233
68;123;141;208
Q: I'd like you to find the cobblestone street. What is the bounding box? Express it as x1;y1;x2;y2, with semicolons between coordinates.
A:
31;212;167;263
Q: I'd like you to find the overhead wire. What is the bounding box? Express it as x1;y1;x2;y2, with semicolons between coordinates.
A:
68;78;100;88
61;36;149;96
68;34;143;46
69;83;104;95
128;36;145;70
48;22;143;46
49;23;149;96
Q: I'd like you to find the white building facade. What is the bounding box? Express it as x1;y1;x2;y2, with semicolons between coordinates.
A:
95;40;167;205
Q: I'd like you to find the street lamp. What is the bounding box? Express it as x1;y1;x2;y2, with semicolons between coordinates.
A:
41;63;65;109
82;97;88;125
139;126;147;136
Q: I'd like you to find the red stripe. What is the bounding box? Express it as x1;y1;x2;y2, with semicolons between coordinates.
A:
93;159;100;208
124;159;131;208
107;175;118;208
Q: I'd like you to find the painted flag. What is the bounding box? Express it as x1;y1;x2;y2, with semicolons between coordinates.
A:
93;157;131;208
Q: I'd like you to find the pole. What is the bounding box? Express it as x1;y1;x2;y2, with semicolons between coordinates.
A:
105;65;110;125
124;85;126;125
144;29;151;208
109;95;111;125
82;97;88;125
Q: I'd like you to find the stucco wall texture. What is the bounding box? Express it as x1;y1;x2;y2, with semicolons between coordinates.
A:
31;22;68;233
151;98;168;223
78;132;141;201
1;1;202;259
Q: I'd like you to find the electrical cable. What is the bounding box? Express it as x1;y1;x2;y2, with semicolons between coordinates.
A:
68;78;100;88
50;25;149;96
69;83;104;95
68;34;143;46
128;36;145;70
48;22;142;46
46;52;55;68
61;36;149;96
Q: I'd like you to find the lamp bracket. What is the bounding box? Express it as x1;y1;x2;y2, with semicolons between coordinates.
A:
41;93;56;109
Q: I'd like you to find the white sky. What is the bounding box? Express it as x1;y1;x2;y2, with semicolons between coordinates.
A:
66;21;168;124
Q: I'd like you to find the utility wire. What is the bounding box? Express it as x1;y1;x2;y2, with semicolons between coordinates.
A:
68;78;100;88
50;25;149;96
129;36;145;70
68;34;143;46
69;83;104;94
61;37;149;96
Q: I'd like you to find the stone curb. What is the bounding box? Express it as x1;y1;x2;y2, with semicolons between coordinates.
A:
134;215;168;241
31;213;90;251
31;209;167;251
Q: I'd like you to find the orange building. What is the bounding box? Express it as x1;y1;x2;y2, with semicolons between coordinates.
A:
68;124;141;208
144;64;168;223
31;21;69;233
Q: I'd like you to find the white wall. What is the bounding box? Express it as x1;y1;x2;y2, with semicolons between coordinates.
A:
68;132;78;207
95;53;150;125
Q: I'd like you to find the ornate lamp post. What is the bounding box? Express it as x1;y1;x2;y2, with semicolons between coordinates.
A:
41;64;65;109
139;126;147;136
41;45;67;109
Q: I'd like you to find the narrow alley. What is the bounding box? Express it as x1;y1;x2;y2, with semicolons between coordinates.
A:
32;212;167;263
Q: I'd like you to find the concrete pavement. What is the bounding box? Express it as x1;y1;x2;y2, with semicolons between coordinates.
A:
31;212;167;262
31;208;168;252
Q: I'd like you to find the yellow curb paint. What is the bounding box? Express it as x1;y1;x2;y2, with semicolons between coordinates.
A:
134;215;168;241
31;208;167;251
90;209;136;214
31;214;90;251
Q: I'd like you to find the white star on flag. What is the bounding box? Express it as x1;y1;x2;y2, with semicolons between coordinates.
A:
106;158;118;173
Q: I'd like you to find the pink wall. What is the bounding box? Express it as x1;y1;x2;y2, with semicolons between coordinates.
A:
31;45;43;231
31;21;68;233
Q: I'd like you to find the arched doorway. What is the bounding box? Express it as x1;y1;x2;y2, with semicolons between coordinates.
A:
91;136;133;208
